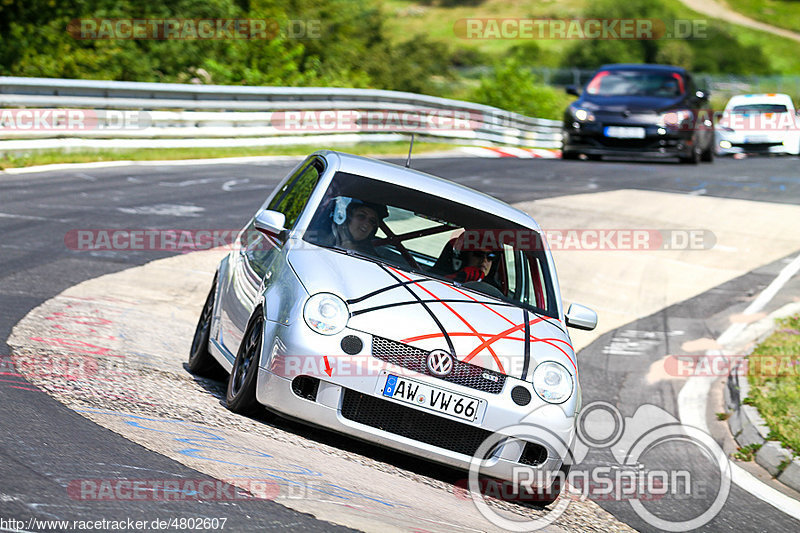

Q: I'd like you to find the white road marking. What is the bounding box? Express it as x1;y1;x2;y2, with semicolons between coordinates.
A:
602;329;684;356
158;177;222;187
0;212;70;223
222;178;249;191
117;204;204;217
678;252;800;517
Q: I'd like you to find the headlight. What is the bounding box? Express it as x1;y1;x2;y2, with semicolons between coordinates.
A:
658;109;693;127
573;108;595;122
303;293;349;335
532;361;573;403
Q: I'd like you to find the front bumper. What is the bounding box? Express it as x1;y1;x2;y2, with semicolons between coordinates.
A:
562;123;697;158
255;321;575;484
715;130;797;155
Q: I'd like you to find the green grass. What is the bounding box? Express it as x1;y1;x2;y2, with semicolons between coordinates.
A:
382;0;585;66
0;141;458;170
725;0;800;34
733;443;762;461
746;314;800;455
381;0;800;74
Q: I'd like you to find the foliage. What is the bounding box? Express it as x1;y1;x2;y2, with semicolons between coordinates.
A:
560;0;774;75
733;443;762;462
746;314;800;455
470;57;573;120
0;0;453;92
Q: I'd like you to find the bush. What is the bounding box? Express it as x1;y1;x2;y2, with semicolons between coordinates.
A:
470;58;572;119
559;0;774;75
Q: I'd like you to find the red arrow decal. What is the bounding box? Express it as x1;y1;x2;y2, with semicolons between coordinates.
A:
323;356;333;377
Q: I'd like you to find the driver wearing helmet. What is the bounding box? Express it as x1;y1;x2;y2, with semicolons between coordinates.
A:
328;198;388;255
448;248;498;283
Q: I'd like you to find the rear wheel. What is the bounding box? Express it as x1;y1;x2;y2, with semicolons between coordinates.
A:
561;151;579;160
188;279;224;379
226;312;264;415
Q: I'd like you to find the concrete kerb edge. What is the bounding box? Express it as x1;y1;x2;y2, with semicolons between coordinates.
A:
724;301;800;491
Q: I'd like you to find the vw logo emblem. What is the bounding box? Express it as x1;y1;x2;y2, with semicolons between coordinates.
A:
426;350;454;377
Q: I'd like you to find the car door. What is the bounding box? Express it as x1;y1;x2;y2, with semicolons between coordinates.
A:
218;156;325;356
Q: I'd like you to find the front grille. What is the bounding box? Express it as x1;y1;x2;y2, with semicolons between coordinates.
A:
341;389;495;457
371;336;506;394
731;142;782;151
519;442;548;466
596;137;657;149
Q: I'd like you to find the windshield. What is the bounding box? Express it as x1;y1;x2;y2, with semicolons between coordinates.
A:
731;104;788;114
303;171;557;317
586;70;685;97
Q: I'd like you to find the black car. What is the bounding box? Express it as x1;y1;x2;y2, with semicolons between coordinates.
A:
562;64;714;164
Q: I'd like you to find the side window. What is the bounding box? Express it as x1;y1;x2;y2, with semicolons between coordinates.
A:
267;158;323;228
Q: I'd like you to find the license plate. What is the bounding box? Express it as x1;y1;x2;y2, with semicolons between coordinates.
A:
382;374;481;422
744;136;769;144
604;126;645;139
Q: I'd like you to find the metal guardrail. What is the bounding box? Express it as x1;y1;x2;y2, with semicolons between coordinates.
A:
0;76;563;152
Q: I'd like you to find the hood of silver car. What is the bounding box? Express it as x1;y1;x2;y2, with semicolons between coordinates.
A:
288;246;576;380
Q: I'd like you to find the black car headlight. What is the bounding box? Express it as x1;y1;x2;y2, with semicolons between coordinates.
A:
570;107;595;122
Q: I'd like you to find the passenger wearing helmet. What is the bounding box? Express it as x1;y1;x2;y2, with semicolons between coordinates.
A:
326;198;388;255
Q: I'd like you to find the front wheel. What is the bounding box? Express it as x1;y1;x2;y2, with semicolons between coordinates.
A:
700;143;714;163
226;312;264;415
188;279;224;379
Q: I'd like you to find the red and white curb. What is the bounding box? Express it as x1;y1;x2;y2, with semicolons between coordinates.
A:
459;146;561;159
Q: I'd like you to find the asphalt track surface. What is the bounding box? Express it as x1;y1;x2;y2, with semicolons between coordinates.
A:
2;154;800;531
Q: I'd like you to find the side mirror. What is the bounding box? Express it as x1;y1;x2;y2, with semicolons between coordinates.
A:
566;85;580;97
254;209;287;242
565;303;597;331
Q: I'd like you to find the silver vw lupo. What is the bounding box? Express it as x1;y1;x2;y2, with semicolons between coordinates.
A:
189;151;597;502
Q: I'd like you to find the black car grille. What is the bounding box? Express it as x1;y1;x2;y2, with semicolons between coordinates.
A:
341;389;496;457
596;137;657;149
731;142;782;151
340;389;548;465
371;336;506;394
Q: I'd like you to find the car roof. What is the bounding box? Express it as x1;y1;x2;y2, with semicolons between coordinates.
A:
598;63;688;75
314;150;543;232
726;93;794;107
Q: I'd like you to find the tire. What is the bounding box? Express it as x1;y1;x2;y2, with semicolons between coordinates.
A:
226;311;264;415
586;154;602;161
188;279;225;379
561;151;579;160
679;148;699;165
700;143;714;163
